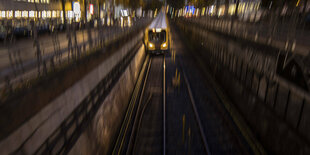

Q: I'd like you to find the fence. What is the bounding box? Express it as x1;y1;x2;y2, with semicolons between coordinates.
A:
0;18;150;102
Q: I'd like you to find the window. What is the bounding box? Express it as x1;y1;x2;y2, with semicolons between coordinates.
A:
22;11;28;18
29;11;35;18
1;11;5;18
15;11;21;18
148;30;166;43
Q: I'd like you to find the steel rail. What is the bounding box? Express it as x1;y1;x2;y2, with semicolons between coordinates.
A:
128;55;166;155
126;56;153;155
171;23;211;154
130;92;152;154
31;40;142;155
182;70;212;155
112;55;151;155
162;55;166;155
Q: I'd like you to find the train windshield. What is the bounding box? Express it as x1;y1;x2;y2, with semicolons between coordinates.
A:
148;30;166;43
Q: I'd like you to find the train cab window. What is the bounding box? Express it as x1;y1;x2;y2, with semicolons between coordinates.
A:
148;30;166;43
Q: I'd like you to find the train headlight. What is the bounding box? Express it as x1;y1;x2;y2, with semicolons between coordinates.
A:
148;43;154;48
161;43;167;48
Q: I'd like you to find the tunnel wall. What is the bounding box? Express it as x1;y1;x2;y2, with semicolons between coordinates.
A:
0;33;143;154
175;20;310;154
68;44;146;155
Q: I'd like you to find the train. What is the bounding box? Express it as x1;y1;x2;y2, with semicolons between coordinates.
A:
143;11;170;54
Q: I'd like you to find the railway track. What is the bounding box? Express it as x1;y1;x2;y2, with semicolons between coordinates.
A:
112;54;166;155
112;23;260;155
170;20;264;154
112;50;214;154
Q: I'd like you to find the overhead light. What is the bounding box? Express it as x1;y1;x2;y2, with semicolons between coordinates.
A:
156;28;161;32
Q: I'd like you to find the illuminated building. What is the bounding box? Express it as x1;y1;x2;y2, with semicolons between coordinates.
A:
0;0;83;23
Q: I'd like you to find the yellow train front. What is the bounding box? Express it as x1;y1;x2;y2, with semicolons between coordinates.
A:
144;12;170;54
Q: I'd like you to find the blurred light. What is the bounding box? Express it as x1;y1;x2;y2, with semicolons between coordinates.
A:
202;7;205;16
121;10;128;16
107;16;110;26
56;10;60;18
154;9;158;17
156;28;161;32
89;4;94;15
121;17;123;27
218;8;223;16
42;10;46;18
1;11;5;18
22;11;28;18
209;5;214;15
195;8;199;17
52;11;56;18
148;43;154;48
67;11;74;19
100;11;104;18
15;10;21;18
29;11;35;18
296;0;300;7
162;43;167;48
191;6;195;15
229;4;236;15
65;2;72;11
128;17;131;27
47;11;51;18
7;11;13;18
73;2;81;14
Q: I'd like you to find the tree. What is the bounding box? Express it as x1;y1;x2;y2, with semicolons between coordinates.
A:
60;0;67;26
224;0;229;17
234;0;240;18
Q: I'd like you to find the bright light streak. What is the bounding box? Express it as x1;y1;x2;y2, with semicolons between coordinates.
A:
296;0;300;7
89;4;94;15
73;2;81;14
1;11;5;18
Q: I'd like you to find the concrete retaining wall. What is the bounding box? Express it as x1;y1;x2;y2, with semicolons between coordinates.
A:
177;21;310;154
69;45;146;155
0;33;143;154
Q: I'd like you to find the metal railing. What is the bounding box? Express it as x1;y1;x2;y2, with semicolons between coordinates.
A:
0;18;149;102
